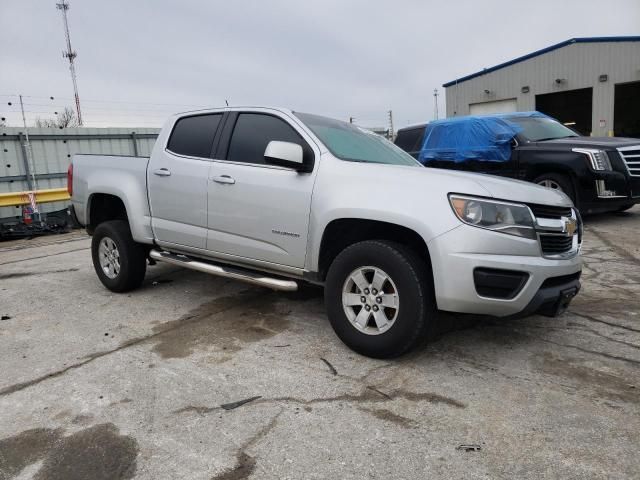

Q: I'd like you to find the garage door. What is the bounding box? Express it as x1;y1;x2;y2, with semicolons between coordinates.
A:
469;98;517;115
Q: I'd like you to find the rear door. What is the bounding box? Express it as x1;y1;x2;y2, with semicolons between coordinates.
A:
206;110;318;268
148;113;223;249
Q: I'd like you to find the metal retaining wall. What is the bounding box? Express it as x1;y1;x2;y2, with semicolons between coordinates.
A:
0;127;160;221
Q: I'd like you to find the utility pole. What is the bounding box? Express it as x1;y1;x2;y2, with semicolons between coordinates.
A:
56;0;83;125
387;110;394;140
433;89;439;120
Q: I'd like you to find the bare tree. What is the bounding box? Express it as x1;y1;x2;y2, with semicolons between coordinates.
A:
35;107;79;128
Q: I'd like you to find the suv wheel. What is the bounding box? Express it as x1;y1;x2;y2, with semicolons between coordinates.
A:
91;220;147;292
534;173;576;204
324;240;433;358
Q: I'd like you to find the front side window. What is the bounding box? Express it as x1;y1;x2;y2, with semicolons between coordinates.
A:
167;113;223;158
295;112;420;167
227;113;312;165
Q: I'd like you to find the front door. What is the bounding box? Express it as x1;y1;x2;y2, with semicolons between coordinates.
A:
206;111;317;268
148;113;223;249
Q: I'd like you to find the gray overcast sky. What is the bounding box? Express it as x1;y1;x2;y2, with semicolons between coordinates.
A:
1;0;639;128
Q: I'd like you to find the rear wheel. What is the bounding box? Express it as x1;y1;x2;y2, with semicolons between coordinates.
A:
324;240;433;358
534;173;576;204
91;220;147;292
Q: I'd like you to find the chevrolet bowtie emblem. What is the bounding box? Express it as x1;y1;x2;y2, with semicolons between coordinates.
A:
564;218;577;236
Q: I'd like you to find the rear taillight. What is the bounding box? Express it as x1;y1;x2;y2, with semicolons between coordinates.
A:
67;163;73;196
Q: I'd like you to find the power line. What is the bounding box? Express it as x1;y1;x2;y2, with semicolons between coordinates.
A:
0;94;212;108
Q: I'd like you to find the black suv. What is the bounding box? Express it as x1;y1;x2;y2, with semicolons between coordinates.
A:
395;113;640;214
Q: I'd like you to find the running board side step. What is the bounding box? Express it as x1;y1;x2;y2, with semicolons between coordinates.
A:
149;250;298;291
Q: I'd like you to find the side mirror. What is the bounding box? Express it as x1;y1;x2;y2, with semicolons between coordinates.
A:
264;141;304;170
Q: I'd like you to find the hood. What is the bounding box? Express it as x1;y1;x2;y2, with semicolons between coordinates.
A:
464;171;572;207
536;136;640;149
355;163;573;208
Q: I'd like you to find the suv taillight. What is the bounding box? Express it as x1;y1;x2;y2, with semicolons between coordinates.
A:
67;163;73;196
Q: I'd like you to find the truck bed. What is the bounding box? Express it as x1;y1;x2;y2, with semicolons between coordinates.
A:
70;154;153;243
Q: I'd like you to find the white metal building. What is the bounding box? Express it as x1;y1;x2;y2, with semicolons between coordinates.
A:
443;37;640;138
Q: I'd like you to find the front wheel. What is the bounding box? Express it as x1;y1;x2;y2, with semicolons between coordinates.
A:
324;240;434;358
534;173;576;205
91;220;147;292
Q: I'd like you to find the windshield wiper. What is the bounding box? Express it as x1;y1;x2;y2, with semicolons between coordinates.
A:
536;135;578;142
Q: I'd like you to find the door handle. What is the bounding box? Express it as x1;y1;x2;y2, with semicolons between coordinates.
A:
153;168;171;177
211;175;236;185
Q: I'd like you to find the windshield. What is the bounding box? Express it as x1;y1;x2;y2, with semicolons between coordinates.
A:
505;116;579;142
294;112;421;167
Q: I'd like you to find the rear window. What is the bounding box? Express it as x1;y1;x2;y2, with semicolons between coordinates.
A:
167;114;223;158
395;127;425;153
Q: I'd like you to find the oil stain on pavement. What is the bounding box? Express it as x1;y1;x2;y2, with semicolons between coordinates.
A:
0;423;138;480
538;352;639;404
150;290;293;359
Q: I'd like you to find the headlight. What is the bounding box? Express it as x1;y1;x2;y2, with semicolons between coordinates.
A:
449;195;536;240
572;148;612;171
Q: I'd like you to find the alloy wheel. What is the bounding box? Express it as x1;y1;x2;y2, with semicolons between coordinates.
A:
342;266;399;335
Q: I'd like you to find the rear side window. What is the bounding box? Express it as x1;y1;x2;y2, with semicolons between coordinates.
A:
394;127;426;153
167;114;223;158
226;113;311;165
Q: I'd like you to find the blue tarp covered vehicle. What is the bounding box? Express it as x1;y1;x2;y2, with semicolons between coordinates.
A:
418;111;550;165
394;110;640;214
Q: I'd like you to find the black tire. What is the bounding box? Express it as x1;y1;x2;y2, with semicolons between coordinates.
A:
324;240;434;359
533;173;576;205
91;220;147;292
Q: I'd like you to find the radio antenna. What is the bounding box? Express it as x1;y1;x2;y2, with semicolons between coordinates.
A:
56;0;83;125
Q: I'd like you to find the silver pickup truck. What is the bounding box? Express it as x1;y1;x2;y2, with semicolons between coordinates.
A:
69;106;582;358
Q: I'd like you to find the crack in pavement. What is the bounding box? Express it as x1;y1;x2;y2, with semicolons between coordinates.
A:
516;331;640;366
523;323;640;350
567;323;640;351
211;411;282;480
173;385;466;417
0;234;88;253
0;290;262;397
587;228;639;266
0;268;80;280
0;247;90;266
572;311;640;334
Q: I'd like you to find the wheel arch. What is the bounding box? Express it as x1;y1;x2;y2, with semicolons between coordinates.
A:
316;218;433;282
528;166;579;205
86;193;129;235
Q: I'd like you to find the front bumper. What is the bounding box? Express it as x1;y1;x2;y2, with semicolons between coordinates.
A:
508;272;580;318
428;224;582;317
578;170;640;214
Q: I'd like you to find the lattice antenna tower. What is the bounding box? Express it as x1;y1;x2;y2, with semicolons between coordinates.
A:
56;0;83;125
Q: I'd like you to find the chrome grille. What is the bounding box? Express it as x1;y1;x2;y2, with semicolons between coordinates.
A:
531;206;581;258
618;146;640;177
540;234;574;255
528;204;573;219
